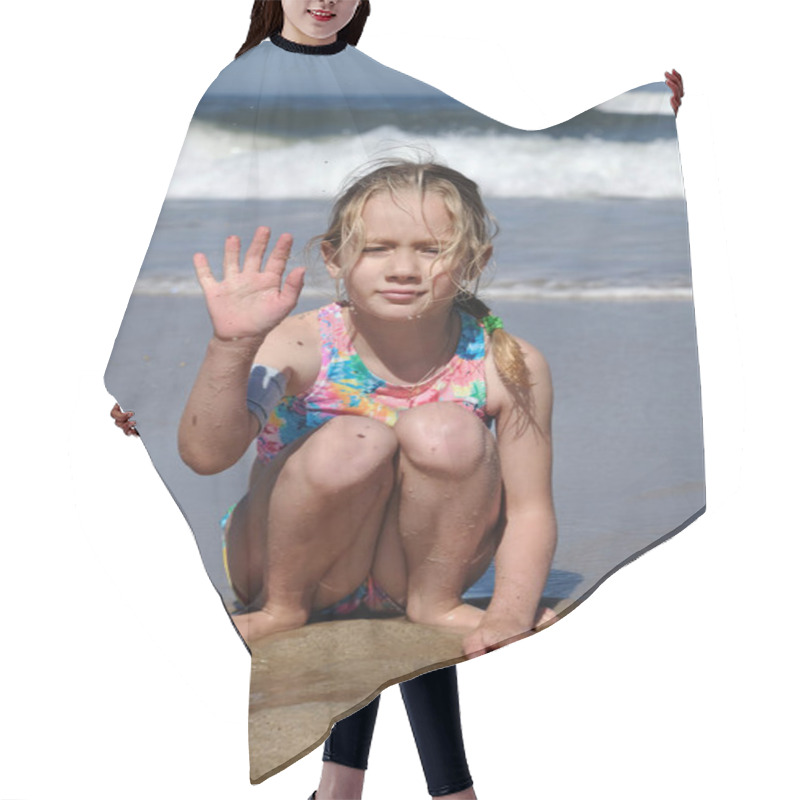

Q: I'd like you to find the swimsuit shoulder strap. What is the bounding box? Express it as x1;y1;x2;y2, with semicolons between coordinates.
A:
317;303;354;369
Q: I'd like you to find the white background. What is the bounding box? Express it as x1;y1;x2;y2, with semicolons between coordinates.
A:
2;1;797;798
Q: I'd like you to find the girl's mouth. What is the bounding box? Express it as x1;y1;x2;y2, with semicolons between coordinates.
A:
308;9;335;22
380;290;422;302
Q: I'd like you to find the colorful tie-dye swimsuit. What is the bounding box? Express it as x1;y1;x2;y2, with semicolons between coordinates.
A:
223;302;492;617
255;302;492;463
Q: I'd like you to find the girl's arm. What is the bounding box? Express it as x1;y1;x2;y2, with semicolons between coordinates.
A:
178;227;306;475
464;339;557;656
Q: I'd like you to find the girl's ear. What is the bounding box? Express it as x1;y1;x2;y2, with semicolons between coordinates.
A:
321;242;342;279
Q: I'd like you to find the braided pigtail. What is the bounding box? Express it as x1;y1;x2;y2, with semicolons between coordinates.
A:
455;292;540;434
455;293;530;390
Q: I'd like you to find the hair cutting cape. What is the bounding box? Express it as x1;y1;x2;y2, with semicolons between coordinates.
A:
105;37;703;783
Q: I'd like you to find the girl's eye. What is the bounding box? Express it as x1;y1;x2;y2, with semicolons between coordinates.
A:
423;247;441;255
362;246;388;253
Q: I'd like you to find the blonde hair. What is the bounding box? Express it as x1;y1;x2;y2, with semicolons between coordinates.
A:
319;159;531;393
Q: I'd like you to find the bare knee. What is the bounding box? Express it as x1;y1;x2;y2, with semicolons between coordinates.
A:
396;404;494;477
289;416;398;494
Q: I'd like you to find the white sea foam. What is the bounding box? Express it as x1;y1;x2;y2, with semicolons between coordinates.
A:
167;123;683;200
132;274;691;301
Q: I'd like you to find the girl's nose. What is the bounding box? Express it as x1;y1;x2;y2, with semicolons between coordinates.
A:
387;250;421;282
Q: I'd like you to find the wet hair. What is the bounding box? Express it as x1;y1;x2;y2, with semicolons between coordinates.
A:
319;159;532;394
236;1;371;58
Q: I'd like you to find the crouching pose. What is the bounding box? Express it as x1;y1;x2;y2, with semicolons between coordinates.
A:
178;160;556;655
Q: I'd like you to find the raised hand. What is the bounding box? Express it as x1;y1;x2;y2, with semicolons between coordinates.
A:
193;226;305;343
665;69;684;116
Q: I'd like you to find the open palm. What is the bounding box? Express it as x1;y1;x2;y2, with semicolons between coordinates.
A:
193;226;305;342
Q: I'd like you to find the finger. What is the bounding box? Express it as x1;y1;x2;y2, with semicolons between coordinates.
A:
280;266;306;306
110;403;122;420
222;235;242;279
464;643;486;660
193;252;216;287
263;233;294;279
243;226;271;273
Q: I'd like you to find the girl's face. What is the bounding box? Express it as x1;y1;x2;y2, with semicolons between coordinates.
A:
327;190;464;321
280;0;361;46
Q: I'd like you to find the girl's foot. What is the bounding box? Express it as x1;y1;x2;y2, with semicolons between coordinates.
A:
231;606;308;644
409;601;485;633
533;606;557;629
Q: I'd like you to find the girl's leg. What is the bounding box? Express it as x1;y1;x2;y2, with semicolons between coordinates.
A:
316;697;381;800
226;416;398;642
373;403;502;631
401;667;476;799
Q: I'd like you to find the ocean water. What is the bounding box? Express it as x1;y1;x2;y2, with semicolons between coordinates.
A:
171;84;681;200
135;81;689;302
134;196;691;301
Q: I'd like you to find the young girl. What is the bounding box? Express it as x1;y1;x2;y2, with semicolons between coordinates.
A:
178;160;557;657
